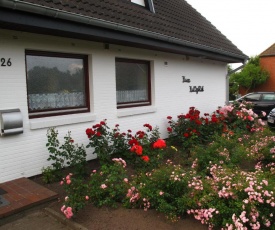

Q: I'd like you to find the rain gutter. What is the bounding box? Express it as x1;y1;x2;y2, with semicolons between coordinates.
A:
0;0;247;63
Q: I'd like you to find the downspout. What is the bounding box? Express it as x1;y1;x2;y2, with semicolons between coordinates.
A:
225;59;249;104
0;0;247;62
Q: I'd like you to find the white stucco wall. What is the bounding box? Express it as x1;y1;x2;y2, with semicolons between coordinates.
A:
0;29;228;183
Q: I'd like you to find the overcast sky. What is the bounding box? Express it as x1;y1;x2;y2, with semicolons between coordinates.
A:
186;0;275;59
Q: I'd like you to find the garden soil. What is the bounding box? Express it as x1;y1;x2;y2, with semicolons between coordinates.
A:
0;159;208;230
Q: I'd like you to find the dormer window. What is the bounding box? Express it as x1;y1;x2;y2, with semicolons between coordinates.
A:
131;0;155;13
131;0;145;7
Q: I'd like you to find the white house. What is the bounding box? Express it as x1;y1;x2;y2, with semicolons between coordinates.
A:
0;0;248;183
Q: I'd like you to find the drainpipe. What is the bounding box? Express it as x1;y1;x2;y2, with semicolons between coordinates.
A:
0;0;247;62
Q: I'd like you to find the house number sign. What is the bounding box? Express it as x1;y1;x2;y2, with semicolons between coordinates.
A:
189;86;204;94
1;58;12;67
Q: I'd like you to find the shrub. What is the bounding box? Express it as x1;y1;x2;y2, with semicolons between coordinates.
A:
124;160;191;222
86;120;166;171
166;103;265;152
88;158;129;207
43;128;87;182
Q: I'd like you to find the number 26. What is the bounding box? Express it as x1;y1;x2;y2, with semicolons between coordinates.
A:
1;58;12;67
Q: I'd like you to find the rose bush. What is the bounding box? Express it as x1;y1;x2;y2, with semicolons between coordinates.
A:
48;104;275;229
86;120;166;171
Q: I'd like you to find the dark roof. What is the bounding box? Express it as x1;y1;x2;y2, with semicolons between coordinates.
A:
260;43;275;57
0;0;247;63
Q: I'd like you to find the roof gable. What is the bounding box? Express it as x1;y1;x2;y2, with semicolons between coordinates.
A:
260;43;275;57
0;0;247;63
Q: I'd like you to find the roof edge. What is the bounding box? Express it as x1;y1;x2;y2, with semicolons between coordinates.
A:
0;0;248;62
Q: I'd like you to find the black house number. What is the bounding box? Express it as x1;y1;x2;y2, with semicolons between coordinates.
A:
1;58;12;67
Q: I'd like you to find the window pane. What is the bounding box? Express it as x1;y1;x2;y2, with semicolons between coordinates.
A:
245;94;260;101
116;60;149;105
26;53;87;114
262;94;275;101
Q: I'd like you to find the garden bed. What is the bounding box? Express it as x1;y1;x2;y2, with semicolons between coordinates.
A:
32;159;207;230
38;104;275;229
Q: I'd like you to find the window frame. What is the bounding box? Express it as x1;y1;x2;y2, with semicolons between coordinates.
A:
25;50;90;119
115;58;152;109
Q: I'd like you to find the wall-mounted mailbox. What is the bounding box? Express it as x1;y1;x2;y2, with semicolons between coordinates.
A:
0;109;23;136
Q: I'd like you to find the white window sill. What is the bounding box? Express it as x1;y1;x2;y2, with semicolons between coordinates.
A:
29;113;96;130
117;106;157;117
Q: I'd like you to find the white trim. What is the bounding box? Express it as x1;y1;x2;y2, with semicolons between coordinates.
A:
117;106;156;117
29;113;96;129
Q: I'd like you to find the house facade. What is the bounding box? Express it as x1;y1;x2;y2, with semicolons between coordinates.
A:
0;0;247;183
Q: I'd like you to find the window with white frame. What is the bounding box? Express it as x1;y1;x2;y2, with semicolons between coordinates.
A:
130;0;155;13
25;50;90;118
115;58;151;108
131;0;146;6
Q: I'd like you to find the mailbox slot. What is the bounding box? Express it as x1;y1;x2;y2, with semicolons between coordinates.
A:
0;109;23;136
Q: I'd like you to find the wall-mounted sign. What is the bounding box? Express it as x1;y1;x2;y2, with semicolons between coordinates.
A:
190;86;204;94
182;76;190;83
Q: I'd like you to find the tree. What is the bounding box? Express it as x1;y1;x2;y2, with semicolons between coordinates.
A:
229;56;269;94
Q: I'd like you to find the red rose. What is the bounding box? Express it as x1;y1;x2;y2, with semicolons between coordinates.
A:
153;139;166;149
195;120;202;125
86;128;95;138
184;133;189;138
70;139;74;143
144;123;153;131
129;138;139;146
96;131;101;137
100;121;106;125
167;116;172;120
130;145;143;155
93;124;101;129
211;115;218;123
167;127;172;133
139;133;145;139
141;155;150;162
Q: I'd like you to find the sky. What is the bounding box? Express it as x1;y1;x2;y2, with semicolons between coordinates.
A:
185;0;275;60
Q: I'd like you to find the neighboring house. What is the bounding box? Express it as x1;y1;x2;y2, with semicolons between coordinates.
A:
253;43;275;92
239;43;275;95
0;0;247;183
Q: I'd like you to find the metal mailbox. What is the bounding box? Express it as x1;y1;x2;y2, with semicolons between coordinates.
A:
0;109;23;136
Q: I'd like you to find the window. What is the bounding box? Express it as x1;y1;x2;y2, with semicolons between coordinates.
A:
130;0;155;13
115;58;151;108
25;50;89;118
244;94;261;102
262;94;275;101
131;0;145;6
